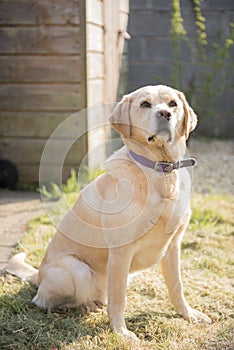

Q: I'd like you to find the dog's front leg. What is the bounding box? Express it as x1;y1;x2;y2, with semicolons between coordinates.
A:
107;248;137;340
160;233;211;324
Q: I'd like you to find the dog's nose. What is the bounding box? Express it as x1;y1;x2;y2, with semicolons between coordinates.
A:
156;109;172;121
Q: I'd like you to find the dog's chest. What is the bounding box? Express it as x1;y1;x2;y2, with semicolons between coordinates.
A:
148;170;190;232
130;230;173;272
129;172;191;272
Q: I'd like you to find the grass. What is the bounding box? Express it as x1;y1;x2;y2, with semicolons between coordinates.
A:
0;193;234;350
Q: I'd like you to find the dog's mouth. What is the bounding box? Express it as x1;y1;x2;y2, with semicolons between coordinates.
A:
148;128;174;144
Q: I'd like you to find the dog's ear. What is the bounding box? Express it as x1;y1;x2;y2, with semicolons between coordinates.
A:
177;91;198;139
109;94;131;139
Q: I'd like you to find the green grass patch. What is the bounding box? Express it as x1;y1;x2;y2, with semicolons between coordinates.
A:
0;194;234;349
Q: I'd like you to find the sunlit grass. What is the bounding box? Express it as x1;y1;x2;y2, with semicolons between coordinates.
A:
0;193;233;349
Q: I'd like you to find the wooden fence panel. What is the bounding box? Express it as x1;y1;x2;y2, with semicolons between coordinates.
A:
0;56;82;83
0;0;80;25
0;0;87;185
0;27;80;54
0;0;129;185
0;112;76;137
18;164;79;183
0;137;87;165
0;84;82;111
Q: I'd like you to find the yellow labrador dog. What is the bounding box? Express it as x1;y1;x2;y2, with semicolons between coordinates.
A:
6;85;211;340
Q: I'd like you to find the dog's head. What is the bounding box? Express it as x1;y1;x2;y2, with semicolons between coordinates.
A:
109;85;197;145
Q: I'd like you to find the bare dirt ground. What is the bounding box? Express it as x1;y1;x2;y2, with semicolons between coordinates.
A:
189;138;234;195
0;191;43;270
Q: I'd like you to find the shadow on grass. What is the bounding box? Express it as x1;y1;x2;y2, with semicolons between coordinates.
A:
0;278;109;350
2;275;233;350
1;276;181;349
127;311;234;349
126;310;181;342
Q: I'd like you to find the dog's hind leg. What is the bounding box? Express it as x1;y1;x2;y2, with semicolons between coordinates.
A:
5;252;38;285
32;255;96;310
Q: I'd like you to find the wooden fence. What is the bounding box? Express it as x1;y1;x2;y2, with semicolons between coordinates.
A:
0;0;129;185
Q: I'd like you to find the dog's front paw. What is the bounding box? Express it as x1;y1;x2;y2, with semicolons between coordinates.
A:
112;326;138;342
179;306;212;324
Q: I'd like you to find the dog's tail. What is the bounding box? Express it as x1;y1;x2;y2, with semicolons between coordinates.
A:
5;252;39;286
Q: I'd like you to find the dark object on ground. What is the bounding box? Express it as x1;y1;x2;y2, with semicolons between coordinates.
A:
0;159;19;190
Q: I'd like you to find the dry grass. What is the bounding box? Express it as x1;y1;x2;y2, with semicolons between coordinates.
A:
0;193;233;350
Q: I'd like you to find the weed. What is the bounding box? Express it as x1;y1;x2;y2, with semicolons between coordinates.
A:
169;1;234;135
40;167;105;201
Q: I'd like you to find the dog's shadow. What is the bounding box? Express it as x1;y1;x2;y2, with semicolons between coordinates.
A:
1;276;181;347
126;310;180;342
1;278;229;349
0;278;109;349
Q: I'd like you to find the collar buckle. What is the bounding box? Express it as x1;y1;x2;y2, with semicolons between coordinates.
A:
154;162;174;173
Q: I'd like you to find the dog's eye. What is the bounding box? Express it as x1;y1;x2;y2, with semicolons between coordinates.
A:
140;101;152;109
169;100;177;107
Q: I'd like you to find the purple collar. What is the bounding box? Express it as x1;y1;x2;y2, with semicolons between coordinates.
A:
129;150;197;173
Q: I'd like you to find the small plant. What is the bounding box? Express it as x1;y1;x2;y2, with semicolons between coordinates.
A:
191;0;234;134
193;0;207;58
40;167;105;201
170;0;188;88
169;0;234;135
63;168;80;193
78;165;105;188
40;182;64;201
